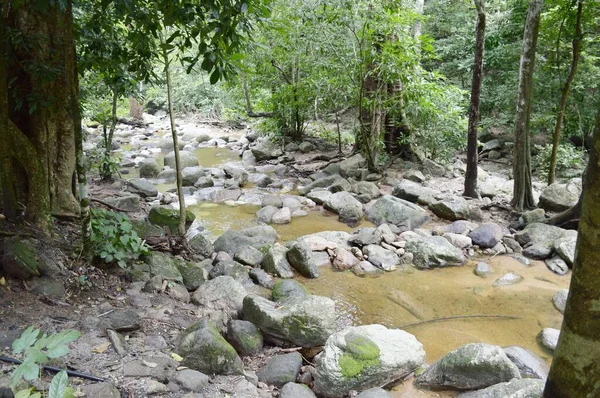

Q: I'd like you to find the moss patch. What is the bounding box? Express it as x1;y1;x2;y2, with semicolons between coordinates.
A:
339;333;380;379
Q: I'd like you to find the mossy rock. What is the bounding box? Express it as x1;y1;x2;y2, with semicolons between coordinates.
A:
226;320;263;356
176;259;211;291
339;334;381;379
132;220;165;239
272;279;310;302
1;237;40;279
144;252;184;283
148;206;196;234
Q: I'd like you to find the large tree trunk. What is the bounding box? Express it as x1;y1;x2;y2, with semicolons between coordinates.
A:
548;0;583;185
544;104;600;397
464;0;486;198
511;0;543;211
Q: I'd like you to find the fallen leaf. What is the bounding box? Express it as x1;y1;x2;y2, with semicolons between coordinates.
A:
92;342;111;354
143;360;158;368
0;277;5;286
171;353;183;362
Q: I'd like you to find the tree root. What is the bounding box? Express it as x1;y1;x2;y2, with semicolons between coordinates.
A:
90;198;130;213
398;314;520;329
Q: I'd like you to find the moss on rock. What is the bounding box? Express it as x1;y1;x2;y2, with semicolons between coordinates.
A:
339;333;381;379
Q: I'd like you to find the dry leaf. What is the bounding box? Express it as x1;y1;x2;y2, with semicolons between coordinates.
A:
171;353;183;362
143;360;159;368
92;342;111;354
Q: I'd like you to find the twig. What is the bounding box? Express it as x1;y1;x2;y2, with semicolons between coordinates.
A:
398;314;520;329
0;356;106;382
98;309;114;317
91;198;130;213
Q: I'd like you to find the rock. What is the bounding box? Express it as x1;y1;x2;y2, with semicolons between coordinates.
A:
332;248;360;271
422;158;446;177
272;279;310;302
104;194;140;212
157;168;177;182
362;245;399;271
256;205;278;224
403;170;426;183
128;178;158;198
443;233;472;249
537;328;560;351
299;175;346;196
262;244;294;278
481;138;504;152
474;262;493;278
282;197;302;211
538;183;579;212
1;238;41;279
401;232;465;269
188;234;214;258
191;276;247;318
307;189;332;205
493;272;523;287
261;194;283;208
366;196;429;231
242;150;257;165
353;261;382;276
429;198;471;221
252;141;281;161
286;241;319;278
123;353;176;382
339;154;368;178
165;150;198;169
167;283;191;303
249;268;274;289
299;141;315;153
552;289;569;314
234;246;264;267
392;181;436;205
554;237;576;267
213;230;258;256
148;206;195;233
29;278;65;297
503;346;549;380
243;294;335;347
356;388;392;397
195;176;214;188
272;207;292;224
145;252;184;282
313;324;425;397
227;320;263;356
139;159;161;178
352;181;381;202
349;229;382;247
545;256;569;276
106;310;142;332
146;380;168;394
457;378;544;398
520;208;546;226
469;223;504;249
324;191;364;224
285;142;300;152
79;383;121;398
514;223;567;247
446;220;478;235
257;352;303;388
280;382;317;398
257;174;273;188
182;166;206;186
173;369;210;391
503;237;523;254
178;321;243;375
416;343;521;390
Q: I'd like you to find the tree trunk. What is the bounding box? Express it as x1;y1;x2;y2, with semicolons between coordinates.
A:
464;0;486;198
161;40;186;236
511;0;543;211
544;104;600;398
548;0;583;185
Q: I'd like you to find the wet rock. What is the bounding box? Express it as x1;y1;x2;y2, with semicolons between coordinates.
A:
363;245;399;271
474;262;493;277
257;352;303;388
468;223;503;249
554;237;576;267
80;383;121;398
287;241;319;278
1;238;41;279
148;206;195;233
401;232;465;269
145;251;184;282
29;278;65;297
332;248;360;271
545;256;569;276
191;276;247;318
243;294;336;347
457;378;544;398
234;246;264;267
128;178;158;198
443;233;472;249
503;346;549;380
538;183;579;212
227;320;263;356
403;169;425;183
262;244;294;278
366;195;429;231
416;343;520;390
552;289;569;314
324;191;364;224
537;328;560;351
493;272;523;287
249;268;274;289
353;260;382;276
272;207;292;224
314;324;425;397
173;369;210;391
280;382;317;398
178;321;243;375
356;388;392;398
165;150;199;169
392;180;436;205
104;194;140;212
139;159;161;178
429;198;471;221
272;279;310;302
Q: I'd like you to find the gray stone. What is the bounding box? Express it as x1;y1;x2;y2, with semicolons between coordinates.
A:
366;196;429;231
503;346;549;380
339;154;368;178
280;382;317;398
139;159;161;178
356;387;392;398
243;294;336;347
353;260;382;276
332;247;360;271
352;181;381;202
523;243;554;260
252;141;282;161
123;353;176;381
213;188;242;203
195;176;214;188
538;183;579;212
191;276;247;318
514;223;567;247
403;170;426;183
422;158;446;177
257;352;302;388
324;191;364;224
285;142;300;152
401;232;465;269
362;245;399;271
286;241;319;278
545;256;569;276
493;272;523;287
348;229;382;247
80;383;121;398
104;194;140;212
29;278;65;297
128;178;158;198
213;230;258;256
106;309;142;332
554;237;576;267
262;244;294;278
429;198;471;221
272;279;310;302
469;223;504;249
457;379;544;398
282;197;302;212
177;260;210;291
145;251;184;282
443;233;473;249
537;328;560;351
307;189;332;205
148;206;195;233
208;260;249;283
520;209;546;226
416;343;521;390
299;175;346;196
481;139;504;152
227;320;263;356
262;195;283;208
446;220;478;235
272;207;292;224
182;166;206;186
314;324;425;397
299;141;315;153
552;289;569;314
165;150;198;169
157;168;177;182
188;233;214;258
249;268;274;289
234;246;264;267
256;205;278;224
474;262;493;278
392;181;436;205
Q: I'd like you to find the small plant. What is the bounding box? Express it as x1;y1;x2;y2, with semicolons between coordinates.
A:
533;143;586;180
11;326;80;398
90;209;150;268
87;147;121;180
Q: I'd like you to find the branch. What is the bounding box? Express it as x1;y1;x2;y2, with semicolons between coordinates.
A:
91;198;131;213
399;314;520;329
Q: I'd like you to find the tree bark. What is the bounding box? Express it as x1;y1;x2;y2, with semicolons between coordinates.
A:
511;0;543;211
544;104;600;398
464;0;486;198
548;0;583;185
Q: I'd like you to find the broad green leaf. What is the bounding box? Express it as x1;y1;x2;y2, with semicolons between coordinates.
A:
45;330;81;359
12;327;40;354
15;388;36;398
11;360;40;385
49;370;68;398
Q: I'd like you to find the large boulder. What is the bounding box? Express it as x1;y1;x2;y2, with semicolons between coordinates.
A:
148;206;195;233
251;141;282;161
272;279;310;302
144;252;184;282
402;232;465;269
257;352;303;388
514;223;576;260
416;343;521;390
299;175;346;196
182;166;206;186
128;178;158;198
324;192;364;224
191;276;247;319
503;346;549;380
213;229;271;256
392;181;436;205
165;150;198;169
139;159;161;178
366;196;429;231
226;320;263;357
339;154;368;178
362;245;399;271
429;198;471;221
457;379;544;398
538;183;579;212
262;244;294;278
469;223;504;249
177;321;243;375
286;241;319;278
243;294;336;347
352;181;381;202
313;325;425;397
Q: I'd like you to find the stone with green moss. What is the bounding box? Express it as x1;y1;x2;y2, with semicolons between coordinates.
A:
144;251;184;283
261;244;294;278
226;320;263;356
339;333;381;379
271;279;310;302
132;220;165;239
148;206;195;234
1;237;40;279
176;259;211;291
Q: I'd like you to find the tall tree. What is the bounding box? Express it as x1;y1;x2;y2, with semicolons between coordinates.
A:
548;0;583;185
512;0;543;211
543;103;600;397
463;0;486;198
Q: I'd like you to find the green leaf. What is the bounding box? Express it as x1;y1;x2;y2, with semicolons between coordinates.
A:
12;327;40;354
11;360;40;385
45;330;81;359
15;388;36;398
210;69;220;84
49;370;68;398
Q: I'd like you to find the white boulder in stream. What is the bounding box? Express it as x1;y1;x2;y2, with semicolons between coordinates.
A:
401;231;465;269
313;324;425;397
324;191;364;224
415;343;521;390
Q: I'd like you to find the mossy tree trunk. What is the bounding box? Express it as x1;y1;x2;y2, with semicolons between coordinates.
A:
464;0;486;198
543;104;600;398
511;0;543;211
